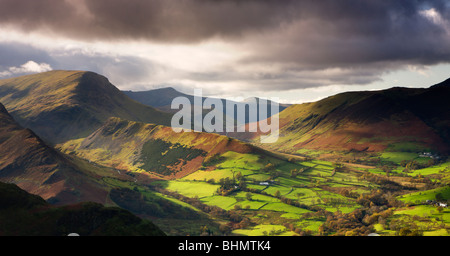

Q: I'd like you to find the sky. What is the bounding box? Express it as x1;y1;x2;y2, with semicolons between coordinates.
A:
0;0;450;104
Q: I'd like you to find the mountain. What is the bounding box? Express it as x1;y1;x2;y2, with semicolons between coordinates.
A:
0;70;172;144
251;78;450;155
58;117;257;179
123;87;189;113
123;87;290;124
0;102;114;205
0;181;165;236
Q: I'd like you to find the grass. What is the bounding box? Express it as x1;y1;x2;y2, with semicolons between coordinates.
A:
260;203;311;214
398;186;450;204
409;162;450;177
200;196;237;210
154;180;219;198
232;224;293;236
297;219;324;232
380;152;419;164
385;142;429;152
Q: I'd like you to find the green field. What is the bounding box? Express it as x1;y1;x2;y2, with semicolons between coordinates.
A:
146;150;391;236
73;136;450;236
399;186;450;204
232;224;296;236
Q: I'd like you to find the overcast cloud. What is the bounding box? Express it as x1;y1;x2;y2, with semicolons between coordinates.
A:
0;0;449;99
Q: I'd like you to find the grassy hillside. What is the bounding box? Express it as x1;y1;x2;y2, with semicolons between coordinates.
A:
0;70;172;144
251;79;450;157
0;181;165;236
58;117;255;179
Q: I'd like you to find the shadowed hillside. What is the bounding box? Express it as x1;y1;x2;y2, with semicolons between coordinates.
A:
0;181;165;236
0;102;114;205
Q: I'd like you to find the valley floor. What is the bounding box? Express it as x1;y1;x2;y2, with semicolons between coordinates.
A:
98;148;450;236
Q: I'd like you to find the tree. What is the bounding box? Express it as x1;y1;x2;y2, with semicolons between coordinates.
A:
235;171;243;181
296;192;304;201
263;163;276;172
274;190;281;198
290;169;298;178
239;179;247;190
246;192;252;201
219;224;231;235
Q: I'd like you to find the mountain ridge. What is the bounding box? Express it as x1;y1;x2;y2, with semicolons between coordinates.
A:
247;78;450;155
58;116;257;180
123;87;290;124
0;102;115;205
0;70;172;144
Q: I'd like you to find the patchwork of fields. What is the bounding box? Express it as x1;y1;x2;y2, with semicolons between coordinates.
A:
140;149;450;236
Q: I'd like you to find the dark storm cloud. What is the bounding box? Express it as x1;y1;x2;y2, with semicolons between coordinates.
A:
0;1;442;40
1;0;450;91
1;0;449;59
0;0;297;42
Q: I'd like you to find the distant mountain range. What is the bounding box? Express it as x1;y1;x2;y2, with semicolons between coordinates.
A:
123;87;290;125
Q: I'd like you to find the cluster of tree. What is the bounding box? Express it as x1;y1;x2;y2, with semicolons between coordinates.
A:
203;153;226;167
217;177;237;196
356;190;404;208
400;159;437;171
388;218;423;236
216;174;247;196
318;209;374;236
319;208;379;236
315;189;411;236
357;172;412;191
331;187;360;199
283;223;313;236
261;163;283;179
217;215;253;235
290;168;305;178
332;162;344;171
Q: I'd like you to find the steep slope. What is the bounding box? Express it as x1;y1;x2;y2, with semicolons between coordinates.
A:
58;117;257;179
0;70;172;144
252;79;450;155
0;182;165;236
0;102;114;205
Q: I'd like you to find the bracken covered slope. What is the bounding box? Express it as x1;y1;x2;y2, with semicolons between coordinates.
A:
58;117;257;179
250;78;450;155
